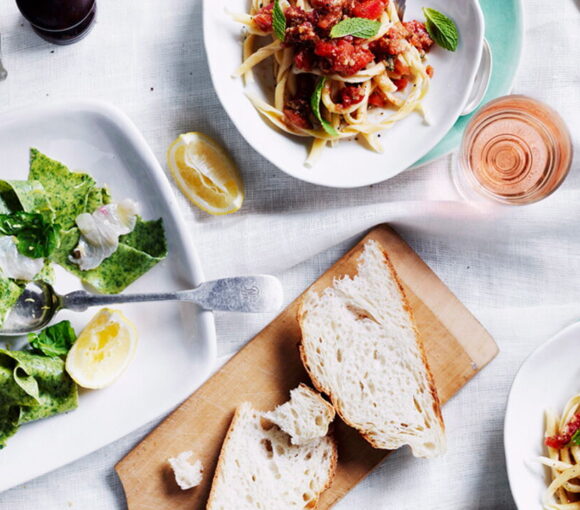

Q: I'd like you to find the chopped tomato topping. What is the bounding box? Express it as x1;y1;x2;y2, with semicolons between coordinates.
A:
339;85;365;107
315;39;374;76
403;20;433;52
284;7;320;43
294;48;316;71
546;413;580;450
392;77;408;91
317;10;343;30
394;59;411;76
308;0;345;32
258;0;432;82
283;98;312;130
311;0;347;9
253;4;273;32
368;90;388;107
286;21;318;43
369;23;407;59
351;0;386;20
284;5;311;25
426;65;434;78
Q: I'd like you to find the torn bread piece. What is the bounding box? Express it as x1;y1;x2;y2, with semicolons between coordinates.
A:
168;451;203;490
264;383;335;445
298;239;446;458
207;402;337;510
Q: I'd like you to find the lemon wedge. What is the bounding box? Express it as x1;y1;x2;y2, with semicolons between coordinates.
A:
167;132;244;215
65;309;138;389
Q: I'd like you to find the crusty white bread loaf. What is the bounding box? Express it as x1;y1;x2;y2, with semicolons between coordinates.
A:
206;402;337;510
298;240;446;458
264;383;335;445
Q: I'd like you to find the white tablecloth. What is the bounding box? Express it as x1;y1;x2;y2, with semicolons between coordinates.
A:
1;0;579;508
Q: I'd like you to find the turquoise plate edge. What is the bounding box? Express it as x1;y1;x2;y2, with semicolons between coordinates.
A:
412;0;525;168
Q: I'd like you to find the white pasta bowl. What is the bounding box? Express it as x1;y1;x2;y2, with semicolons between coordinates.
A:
504;322;580;509
203;0;485;188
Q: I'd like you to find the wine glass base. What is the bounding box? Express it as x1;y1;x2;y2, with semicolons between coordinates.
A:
449;153;483;203
30;4;96;46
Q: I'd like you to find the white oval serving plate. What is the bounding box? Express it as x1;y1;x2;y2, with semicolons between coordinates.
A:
505;322;580;510
203;0;485;188
0;100;216;492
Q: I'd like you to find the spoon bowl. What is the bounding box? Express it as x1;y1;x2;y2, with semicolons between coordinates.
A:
2;281;60;335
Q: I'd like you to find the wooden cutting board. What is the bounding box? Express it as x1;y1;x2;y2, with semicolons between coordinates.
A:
116;224;498;510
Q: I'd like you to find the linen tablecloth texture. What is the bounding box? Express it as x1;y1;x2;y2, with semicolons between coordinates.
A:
0;0;579;508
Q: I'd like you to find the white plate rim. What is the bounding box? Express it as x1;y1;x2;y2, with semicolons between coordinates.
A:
504;321;580;510
411;0;526;171
0;99;218;490
202;0;486;188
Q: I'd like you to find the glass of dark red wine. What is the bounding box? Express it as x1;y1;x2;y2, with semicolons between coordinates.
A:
16;0;96;45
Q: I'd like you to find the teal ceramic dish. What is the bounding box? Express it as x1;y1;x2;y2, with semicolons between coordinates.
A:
414;0;524;167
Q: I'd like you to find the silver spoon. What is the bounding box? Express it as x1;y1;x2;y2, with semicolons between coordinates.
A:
0;276;284;336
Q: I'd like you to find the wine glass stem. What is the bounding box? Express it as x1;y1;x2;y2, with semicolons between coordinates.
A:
0;36;7;81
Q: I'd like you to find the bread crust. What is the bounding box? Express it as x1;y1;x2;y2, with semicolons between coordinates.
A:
296;382;336;424
206;403;338;509
206;405;245;510
297;242;445;450
318;433;338;502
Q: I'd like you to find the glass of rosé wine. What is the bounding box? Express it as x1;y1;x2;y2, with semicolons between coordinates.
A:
451;95;573;206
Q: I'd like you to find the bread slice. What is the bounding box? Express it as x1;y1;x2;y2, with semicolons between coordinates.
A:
206;402;337;510
167;451;203;490
298;240;446;458
264;383;335;445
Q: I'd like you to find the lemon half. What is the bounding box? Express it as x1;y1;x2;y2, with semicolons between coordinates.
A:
66;309;138;389
167;132;244;215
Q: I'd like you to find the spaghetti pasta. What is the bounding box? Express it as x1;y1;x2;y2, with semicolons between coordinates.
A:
231;0;435;165
538;395;580;509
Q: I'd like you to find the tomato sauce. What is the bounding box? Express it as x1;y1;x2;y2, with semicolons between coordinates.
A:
250;0;434;130
545;413;580;449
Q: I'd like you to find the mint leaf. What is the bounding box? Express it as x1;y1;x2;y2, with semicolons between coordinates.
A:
330;18;381;39
571;430;580;446
0;212;59;259
28;321;77;358
422;8;459;52
311;78;339;137
273;0;286;41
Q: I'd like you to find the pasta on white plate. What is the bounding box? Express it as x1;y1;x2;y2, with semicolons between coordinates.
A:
230;0;436;166
538;394;580;509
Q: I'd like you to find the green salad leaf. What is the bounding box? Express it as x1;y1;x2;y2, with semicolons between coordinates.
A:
422;7;459;52
273;0;286;41
0;180;55;223
28;321;77;358
0;349;78;448
27;149;167;293
0;354;40;407
330;18;381;39
0;406;20;447
85;186;112;212
28;148;98;231
0;274;22;327
52;218;168;294
311;78;339;137
0;212;60;259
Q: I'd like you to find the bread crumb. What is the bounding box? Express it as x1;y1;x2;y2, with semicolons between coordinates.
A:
168;451;203;490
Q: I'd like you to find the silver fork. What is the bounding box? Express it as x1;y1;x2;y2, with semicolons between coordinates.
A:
394;0;406;19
